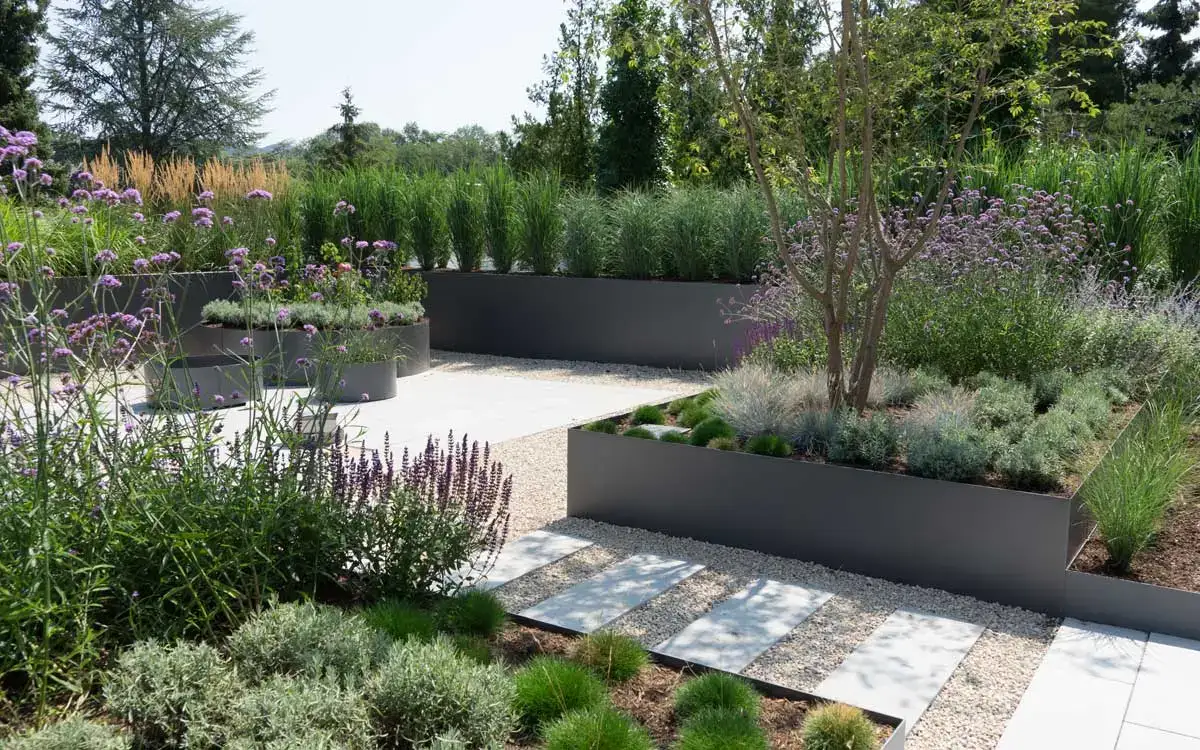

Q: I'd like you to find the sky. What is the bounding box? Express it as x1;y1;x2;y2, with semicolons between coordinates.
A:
203;0;568;145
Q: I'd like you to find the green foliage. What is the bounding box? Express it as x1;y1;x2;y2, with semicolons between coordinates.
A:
437;590;507;639
104;641;235;748
631;404;666;425
563;190;610;277
0;0;46;134
745;433;793;457
226;675;375;750
361;600;438;643
1167;145;1200;283
1;716;130;750
609;190;661;278
971;378;1036;435
673;673;760;722
1062;303;1200;397
667;397;691;415
227;602;387;687
660;430;690;443
880;368;951;407
1032;369;1073;411
409;173;449;270
513;656;608;731
1080;146;1164;282
801;703;877;750
677;404;711;429
1082;400;1195;572
794;409;840;456
483;165;518;273
573;631;649;683
365;636;516;748
829;412;900;469
450;635;494;665
446;171;486;272
707;436;740;450
673;708;768;750
661;186;718;280
518;173;564;275
1057;380;1114;432
201;299;423;330
746;334;827;374
584;419;620;434
382;269;428;306
997;433;1067;489
718;186;769;282
623;426;657;439
542;706;653;750
906;417;994;483
689;417;736;446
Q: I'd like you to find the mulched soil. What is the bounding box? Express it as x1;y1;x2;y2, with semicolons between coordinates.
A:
496;623;894;749
1072;492;1200;592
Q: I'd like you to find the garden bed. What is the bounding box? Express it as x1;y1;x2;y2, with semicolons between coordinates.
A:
28;271;238;329
421;271;760;370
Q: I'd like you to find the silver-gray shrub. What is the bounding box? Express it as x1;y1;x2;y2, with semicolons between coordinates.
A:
364;635;516;749
829;411;900;469
711;364;826;439
876;367;950;407
0;716;130;750
909;387;977;427
971;377;1036;436
227;602;389;687
226;675;376;750
906;414;994;483
104;641;236;749
201;299;424;329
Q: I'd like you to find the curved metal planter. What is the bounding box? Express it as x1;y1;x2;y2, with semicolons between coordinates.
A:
144;354;262;410
313;359;398;403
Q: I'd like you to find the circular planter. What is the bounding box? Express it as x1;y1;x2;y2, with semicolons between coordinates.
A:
313;359;398;403
144;354;262;410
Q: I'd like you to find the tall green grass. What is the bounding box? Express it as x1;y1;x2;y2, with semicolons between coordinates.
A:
517;173;563;275
446;171;485;272
1080;146;1164;282
661;186;719;281
610;190;661;279
408;173;448;271
562;190;609;278
483;166;517;273
1167;146;1200;284
719;185;769;282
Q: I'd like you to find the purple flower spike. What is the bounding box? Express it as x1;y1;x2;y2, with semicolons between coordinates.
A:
245;189;273;200
240;336;253;348
97;274;121;289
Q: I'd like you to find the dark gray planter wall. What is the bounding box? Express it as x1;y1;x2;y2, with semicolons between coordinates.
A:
568;429;1075;614
144;355;263;409
27;271;237;330
422;272;759;370
1063;571;1200;641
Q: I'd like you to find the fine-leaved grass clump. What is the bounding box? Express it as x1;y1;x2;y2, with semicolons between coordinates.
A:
226;675;375;750
711;364;823;439
437;590;507;639
451;635;494;665
366;635;516;748
674;708;768;750
667;397;691;415
446;171;486;272
562;190;609;278
609;190;661;279
828;411;900;470
513;656;608;732
542;706;653;750
718;185;768;282
624;426;657;440
707;436;740;450
745;433;793;457
409;172;448;270
661;186;719;281
518;173;564;275
678;404;712;429
878;367;949;407
361;599;438;643
104;641;236;749
801;703;877;750
573;631;648;683
660;430;689;443
793;409;839;456
483;165;517;273
584;419;619;434
689;417;736;447
674;673;760;722
2;715;131;750
227;602;388;687
631;404;666;426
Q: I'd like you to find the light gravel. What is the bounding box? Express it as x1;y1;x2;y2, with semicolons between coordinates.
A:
431;350;709;393
607;568;750;648
490;544;622;614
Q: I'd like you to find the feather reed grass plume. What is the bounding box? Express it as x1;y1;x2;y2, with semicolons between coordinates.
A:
86;144;120;189
123;150;155;200
156;156;197;205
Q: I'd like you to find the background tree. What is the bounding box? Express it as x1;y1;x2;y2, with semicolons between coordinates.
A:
0;0;47;134
319;88;367;170
43;0;272;159
596;0;667;190
1137;0;1200;86
1064;0;1136;111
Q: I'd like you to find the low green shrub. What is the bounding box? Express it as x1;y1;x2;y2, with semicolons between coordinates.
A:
365;635;515;748
1030;406;1094;459
746;334;826;373
745;434;793;458
660;431;690;444
678;405;711;429
361;599;437;642
451;635;494;665
423;729;468;750
674;708;768;750
631;405;666;426
689;417;736;447
828;412;900;470
542;706;653;750
996;434;1066;490
438;590;507;639
801;703;876;750
104;641;236;749
906;418;993;482
1057;381;1114;433
202;299;424;330
674;673;760;722
1031;369;1073;411
226;675;375;750
667;397;691;415
1;716;130;750
971;379;1036;435
624;427;657;440
573;631;648;683
513;656;608;731
707;436;740;451
584;419;620;434
878;367;949;407
227;602;387;687
1082;400;1194;572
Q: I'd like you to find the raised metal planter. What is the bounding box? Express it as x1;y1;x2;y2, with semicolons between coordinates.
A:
30;271;238;329
422;272;759;370
144;354;262;410
313;359;398;403
1062;568;1200;641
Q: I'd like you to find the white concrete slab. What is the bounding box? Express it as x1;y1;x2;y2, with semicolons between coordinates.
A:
467;530;593;591
1118;725;1200;750
654;579;832;673
997;619;1148;750
816;608;984;727
1124;632;1200;740
641;424;688;439
519;553;704;633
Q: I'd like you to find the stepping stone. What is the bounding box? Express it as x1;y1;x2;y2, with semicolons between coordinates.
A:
641;424;689;439
997;619;1148;750
1118;724;1200;750
816;608;985;727
468;530;594;591
519;553;704;633
654;579;832;673
1124;632;1200;741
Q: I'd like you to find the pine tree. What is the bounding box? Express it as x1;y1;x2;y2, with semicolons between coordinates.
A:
1060;0;1137;109
596;0;666;191
1139;0;1200;86
0;0;48;133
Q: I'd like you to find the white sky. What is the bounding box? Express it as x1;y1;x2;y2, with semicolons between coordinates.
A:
153;0;567;145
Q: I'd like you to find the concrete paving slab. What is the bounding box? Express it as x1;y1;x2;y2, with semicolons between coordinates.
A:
468;530;594;591
1124;632;1200;740
1117;725;1200;750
